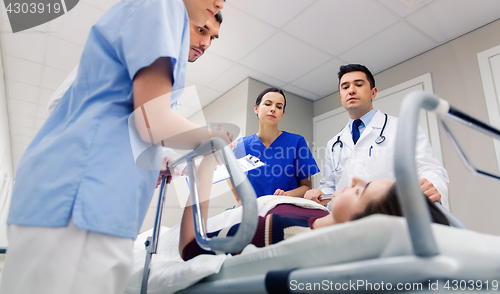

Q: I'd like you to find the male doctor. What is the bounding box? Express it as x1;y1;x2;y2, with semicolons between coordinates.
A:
304;64;449;209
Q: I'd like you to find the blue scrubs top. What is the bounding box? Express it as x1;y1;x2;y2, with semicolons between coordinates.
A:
233;132;320;197
8;0;190;239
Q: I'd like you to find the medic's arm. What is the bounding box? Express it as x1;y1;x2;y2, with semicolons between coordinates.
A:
318;138;337;195
132;57;216;150
414;126;450;209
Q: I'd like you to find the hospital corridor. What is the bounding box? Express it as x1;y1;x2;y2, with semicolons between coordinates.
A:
0;0;500;293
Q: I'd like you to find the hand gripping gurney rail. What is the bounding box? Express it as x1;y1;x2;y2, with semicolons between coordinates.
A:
139;91;500;293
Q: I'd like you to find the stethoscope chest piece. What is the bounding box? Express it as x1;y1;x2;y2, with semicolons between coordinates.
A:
375;135;385;144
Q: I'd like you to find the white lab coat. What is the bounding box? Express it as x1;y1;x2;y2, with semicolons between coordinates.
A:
319;110;450;209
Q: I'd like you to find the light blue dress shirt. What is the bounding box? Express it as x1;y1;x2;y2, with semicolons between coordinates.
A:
349;108;377;137
8;0;190;239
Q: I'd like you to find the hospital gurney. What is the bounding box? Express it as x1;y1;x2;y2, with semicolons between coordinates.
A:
131;91;500;293
138;137;259;294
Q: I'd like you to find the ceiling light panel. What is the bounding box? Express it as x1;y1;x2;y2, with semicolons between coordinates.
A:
198;87;223;107
38;88;55;106
41;67;70;90
3;27;46;63
9;113;36;129
281;84;320;101
11;134;33;145
5;56;42;86
339;21;434;74
8;80;39;104
228;0;314;28
291;58;346;97
283;0;399;55
10;125;35;138
399;0;424;7
378;0;433;17
406;0;500;43
81;0;119;11
34;118;45;130
36;105;49;120
48;2;105;46
8;99;37;117
209;64;286;93
46;36;83;72
186;52;234;86
207;5;277;62
240;32;331;83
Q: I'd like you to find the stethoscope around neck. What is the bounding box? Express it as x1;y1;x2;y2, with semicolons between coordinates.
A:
331;113;388;171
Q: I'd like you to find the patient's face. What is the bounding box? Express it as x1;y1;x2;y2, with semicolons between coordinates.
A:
331;177;394;223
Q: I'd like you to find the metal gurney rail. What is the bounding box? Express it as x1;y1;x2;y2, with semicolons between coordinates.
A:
140;138;258;294
395;91;500;256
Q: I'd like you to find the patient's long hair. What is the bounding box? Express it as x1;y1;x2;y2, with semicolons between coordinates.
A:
351;183;450;226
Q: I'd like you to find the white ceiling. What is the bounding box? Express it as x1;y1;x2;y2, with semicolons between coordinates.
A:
2;0;500;171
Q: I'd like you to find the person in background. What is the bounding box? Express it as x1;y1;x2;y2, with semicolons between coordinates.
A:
304;64;449;209
232;88;320;200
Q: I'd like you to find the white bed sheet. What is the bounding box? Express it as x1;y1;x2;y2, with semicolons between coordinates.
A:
126;196;500;293
125;196;329;294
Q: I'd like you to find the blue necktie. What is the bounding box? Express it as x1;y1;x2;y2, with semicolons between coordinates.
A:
352;119;362;145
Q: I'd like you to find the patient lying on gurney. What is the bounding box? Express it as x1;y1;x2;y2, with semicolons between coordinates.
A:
179;161;449;261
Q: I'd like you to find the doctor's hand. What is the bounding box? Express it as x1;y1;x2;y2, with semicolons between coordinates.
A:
304;189;324;204
419;178;441;203
274;189;289;196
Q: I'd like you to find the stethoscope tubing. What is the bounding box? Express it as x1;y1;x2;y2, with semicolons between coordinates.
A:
331;113;388;171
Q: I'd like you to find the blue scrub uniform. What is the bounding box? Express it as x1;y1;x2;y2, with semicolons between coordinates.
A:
233;132;320;197
8;0;190;239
